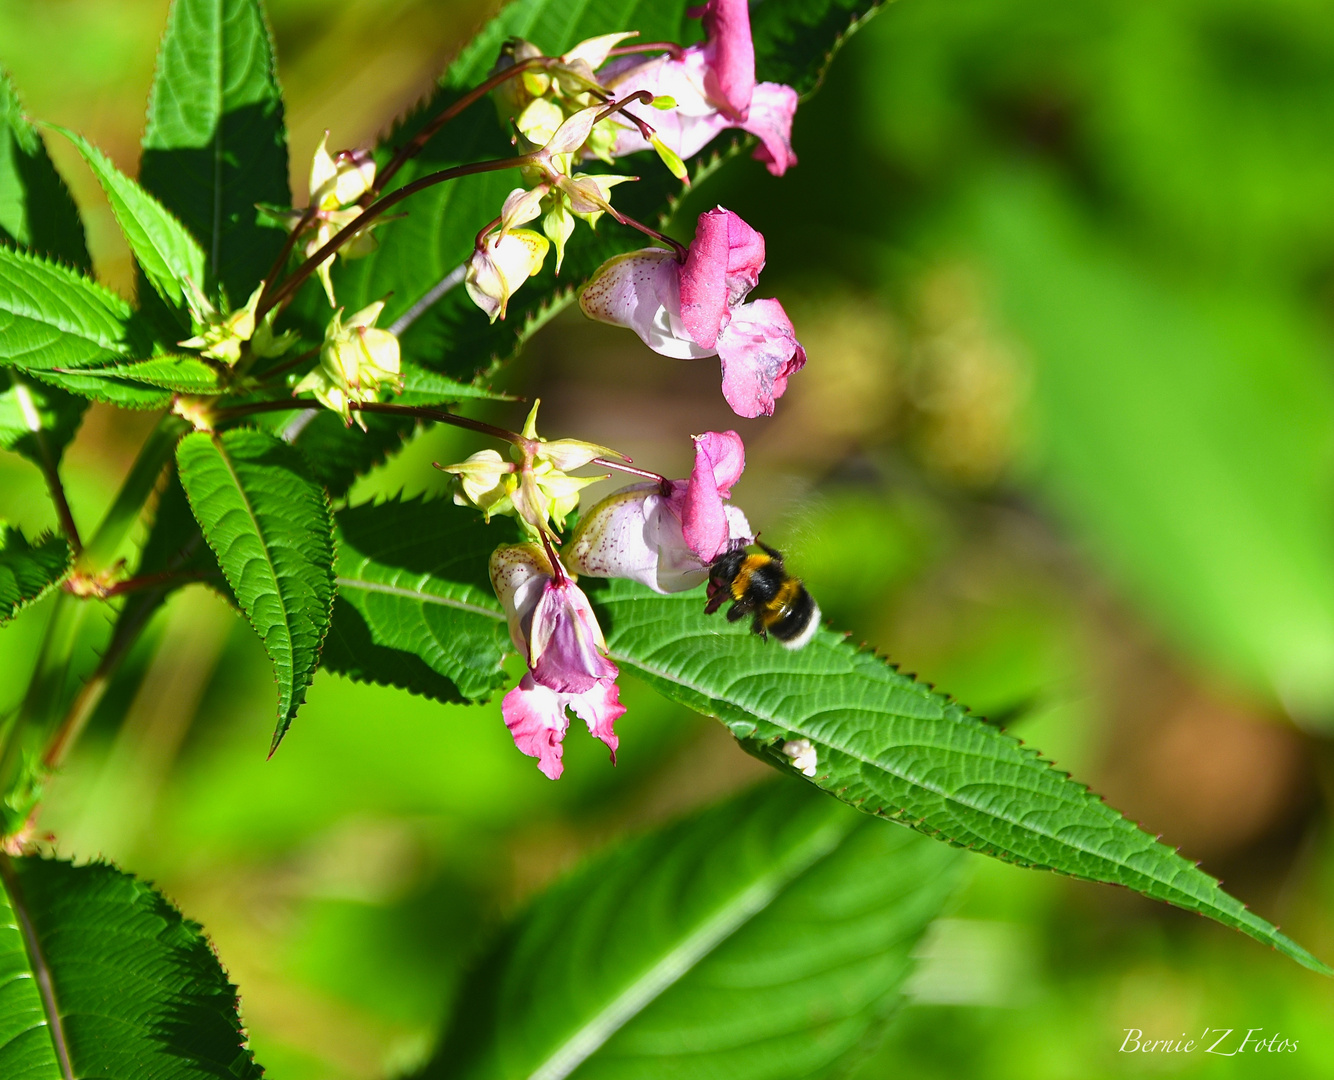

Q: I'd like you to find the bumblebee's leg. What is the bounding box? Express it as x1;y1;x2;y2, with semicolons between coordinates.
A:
752;611;769;642
726;598;755;622
758;541;784;563
704;587;729;615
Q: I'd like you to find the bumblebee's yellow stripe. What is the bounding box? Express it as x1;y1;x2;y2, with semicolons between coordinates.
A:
759;576;803;629
730;554;771;601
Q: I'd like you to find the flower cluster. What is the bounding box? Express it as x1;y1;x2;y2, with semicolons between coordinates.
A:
469;428;753;778
295;134;382;307
597;0;799;177
463;0;802;335
293;301;402;427
439;400;624;539
229;0;814;779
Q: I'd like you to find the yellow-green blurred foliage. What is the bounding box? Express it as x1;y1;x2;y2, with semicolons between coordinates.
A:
5;0;1334;1076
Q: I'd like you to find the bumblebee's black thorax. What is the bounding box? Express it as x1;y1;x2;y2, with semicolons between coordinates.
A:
704;545;819;648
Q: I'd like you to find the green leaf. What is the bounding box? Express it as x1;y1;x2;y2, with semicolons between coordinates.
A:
0;854;263;1078
140;0;290;305
0;68;89;269
28;368;172;410
256;406;419;499
52;125;207;329
399;361;517;406
324;496;514;703
177;427;335;749
587;579;1331;975
0;243;155;371
0;369;85;466
751;0;886;96
68;353;225;394
0;524;70;623
421;781;962;1080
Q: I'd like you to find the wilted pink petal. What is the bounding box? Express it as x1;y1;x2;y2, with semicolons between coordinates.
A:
502;675;570;779
744;83;800;176
501;670;625;779
578;248;712;359
715;297;807;417
694;429;746;494
679;209;765;349
529;578;616;693
696;0;755;119
569;678;625;762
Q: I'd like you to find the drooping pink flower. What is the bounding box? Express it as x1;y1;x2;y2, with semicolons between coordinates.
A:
595;0;798;176
566;430;754;592
491;544;625;779
579;207;806;417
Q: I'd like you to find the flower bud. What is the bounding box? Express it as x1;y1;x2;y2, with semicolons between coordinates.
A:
309;133;376;209
465;229;550;322
439;449;517;521
294;300;402;426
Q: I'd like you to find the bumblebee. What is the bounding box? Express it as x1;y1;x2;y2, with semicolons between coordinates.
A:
704;543;820;649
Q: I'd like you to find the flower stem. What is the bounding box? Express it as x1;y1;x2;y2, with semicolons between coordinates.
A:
607;42;686;59
593;457;667;483
351;400;522;444
373;58;548;197
12;377;81;554
617;214;689;261
257;155;536;320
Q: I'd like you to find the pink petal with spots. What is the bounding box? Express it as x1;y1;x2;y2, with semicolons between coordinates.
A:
579;248;711;360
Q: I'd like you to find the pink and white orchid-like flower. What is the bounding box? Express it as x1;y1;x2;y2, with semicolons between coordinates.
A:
579;207;806;417
595;0;799;176
490;543;625;780
566;430;753;592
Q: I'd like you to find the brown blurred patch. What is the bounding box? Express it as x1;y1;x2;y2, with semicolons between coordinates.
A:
1090;609;1317;875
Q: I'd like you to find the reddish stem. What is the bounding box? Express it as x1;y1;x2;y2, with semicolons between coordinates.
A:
607;42;686;60
373;58;548;197
257;155;536;320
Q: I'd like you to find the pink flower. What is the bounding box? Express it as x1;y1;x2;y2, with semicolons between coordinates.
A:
595;0;798;175
566;430;754;592
490;544;625;779
579;208;806;417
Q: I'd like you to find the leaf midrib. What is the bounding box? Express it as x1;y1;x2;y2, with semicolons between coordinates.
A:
524;812;853;1080
0;855;73;1080
334;574;501;620
214;433;296;693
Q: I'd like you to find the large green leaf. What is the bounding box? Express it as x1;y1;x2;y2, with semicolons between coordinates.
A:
0;370;85;466
140;0;289;305
323;496;515;704
0;244;155;371
585;578;1330;975
0;854;263;1078
53;126;207;329
177;427;335;749
0;68;88;269
0;524;70;623
421;781;962;1080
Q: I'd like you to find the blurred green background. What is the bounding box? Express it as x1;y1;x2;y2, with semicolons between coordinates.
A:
4;0;1334;1075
